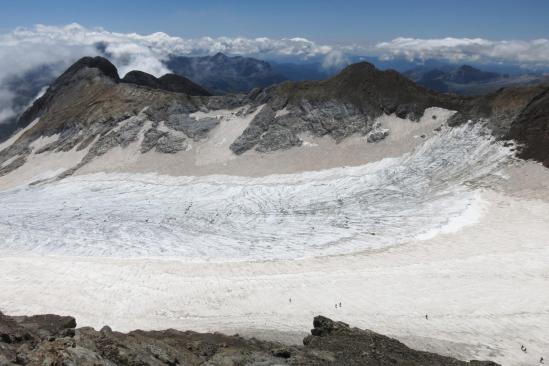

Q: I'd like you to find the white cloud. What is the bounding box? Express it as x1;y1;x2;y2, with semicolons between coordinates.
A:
0;107;16;124
375;37;549;66
321;50;349;69
0;89;16;124
0;23;342;80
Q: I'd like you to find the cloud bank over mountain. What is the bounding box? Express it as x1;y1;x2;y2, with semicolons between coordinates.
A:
376;37;549;66
1;23;549;125
0;23;345;124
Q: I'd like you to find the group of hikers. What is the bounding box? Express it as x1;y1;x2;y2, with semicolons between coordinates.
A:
288;298;342;309
520;345;544;364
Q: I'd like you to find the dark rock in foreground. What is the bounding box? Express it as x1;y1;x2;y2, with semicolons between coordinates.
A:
0;312;498;365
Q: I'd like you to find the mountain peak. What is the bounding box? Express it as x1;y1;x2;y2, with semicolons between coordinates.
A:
336;61;377;76
457;64;477;72
62;56;120;82
16;56;121;130
212;52;228;60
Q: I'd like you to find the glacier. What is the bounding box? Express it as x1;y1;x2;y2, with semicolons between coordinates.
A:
0;123;513;260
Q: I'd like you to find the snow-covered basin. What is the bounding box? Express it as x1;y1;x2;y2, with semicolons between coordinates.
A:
0;124;512;259
0;123;548;366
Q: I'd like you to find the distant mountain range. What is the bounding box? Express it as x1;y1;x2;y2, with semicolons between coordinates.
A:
404;64;549;95
1;52;548;145
165;53;339;94
165;52;287;95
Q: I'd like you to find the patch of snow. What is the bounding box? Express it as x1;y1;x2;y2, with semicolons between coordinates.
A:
0;118;40;152
0;154;20;168
0;134;95;190
275;108;290;118
194;105;264;166
29;134;59;151
190;106;248;121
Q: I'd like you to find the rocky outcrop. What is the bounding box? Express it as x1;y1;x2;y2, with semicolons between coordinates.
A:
230;62;463;154
447;84;547;135
232;63;546;159
0;312;499;366
141;127;187;154
507;87;549;167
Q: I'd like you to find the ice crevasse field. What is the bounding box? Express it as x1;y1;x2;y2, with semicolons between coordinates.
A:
0;123;512;259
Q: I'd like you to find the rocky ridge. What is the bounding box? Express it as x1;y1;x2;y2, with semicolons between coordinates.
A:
230;62;464;154
121;71;211;96
0;312;499;366
0;56;548;182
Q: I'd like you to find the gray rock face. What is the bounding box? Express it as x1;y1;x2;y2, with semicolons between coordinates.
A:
91;117;145;156
230;105;277;154
141;128;167;153
0;312;500;366
508;87;549;167
156;133;187;154
230;101;371;154
227;62;467;155
166;114;219;140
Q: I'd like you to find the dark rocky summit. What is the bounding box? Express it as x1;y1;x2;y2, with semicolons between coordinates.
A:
0;312;499;366
17;56;211;133
122;71;211;96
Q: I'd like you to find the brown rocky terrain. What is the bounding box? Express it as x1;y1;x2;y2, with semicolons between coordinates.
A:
0;312;499;366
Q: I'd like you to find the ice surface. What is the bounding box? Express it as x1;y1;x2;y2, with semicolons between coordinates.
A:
0;124;512;260
0;121;547;366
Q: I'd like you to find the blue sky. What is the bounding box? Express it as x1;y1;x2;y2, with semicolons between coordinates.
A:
0;0;548;42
